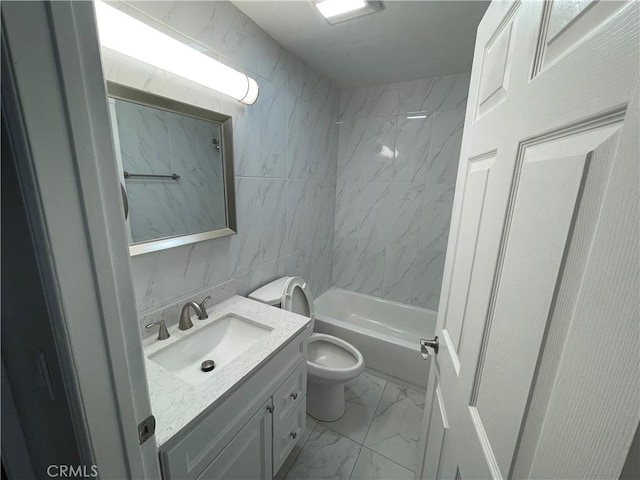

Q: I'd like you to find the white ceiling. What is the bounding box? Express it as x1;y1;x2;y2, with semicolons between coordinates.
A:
233;0;490;87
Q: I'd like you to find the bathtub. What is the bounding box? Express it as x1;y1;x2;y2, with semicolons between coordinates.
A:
313;287;436;389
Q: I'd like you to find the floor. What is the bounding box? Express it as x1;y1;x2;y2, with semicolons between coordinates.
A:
281;372;425;480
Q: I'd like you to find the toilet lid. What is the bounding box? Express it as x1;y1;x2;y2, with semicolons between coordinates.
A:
282;277;314;319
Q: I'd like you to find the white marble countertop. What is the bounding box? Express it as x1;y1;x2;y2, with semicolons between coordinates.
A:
142;295;310;447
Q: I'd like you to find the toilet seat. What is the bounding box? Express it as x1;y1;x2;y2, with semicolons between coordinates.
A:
307;333;365;382
282;277;314;320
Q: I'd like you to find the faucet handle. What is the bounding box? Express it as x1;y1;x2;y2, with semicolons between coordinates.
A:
199;296;212;319
145;320;170;341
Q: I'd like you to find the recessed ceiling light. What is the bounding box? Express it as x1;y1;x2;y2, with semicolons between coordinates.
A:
316;0;366;18
314;0;383;24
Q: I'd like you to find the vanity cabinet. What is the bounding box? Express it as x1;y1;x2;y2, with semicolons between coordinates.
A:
159;327;309;480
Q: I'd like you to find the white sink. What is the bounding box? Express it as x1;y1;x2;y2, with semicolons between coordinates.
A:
148;313;273;385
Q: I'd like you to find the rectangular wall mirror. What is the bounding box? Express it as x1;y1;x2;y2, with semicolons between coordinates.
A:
107;82;236;256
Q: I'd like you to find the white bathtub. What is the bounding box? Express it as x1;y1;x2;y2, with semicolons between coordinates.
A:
313;287;436;389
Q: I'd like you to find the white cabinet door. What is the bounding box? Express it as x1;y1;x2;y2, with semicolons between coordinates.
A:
197;401;273;480
418;1;639;479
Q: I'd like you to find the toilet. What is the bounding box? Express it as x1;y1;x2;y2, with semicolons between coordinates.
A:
249;277;364;421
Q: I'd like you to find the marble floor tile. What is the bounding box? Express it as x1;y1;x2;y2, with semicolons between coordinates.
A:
285;425;361;480
320;372;387;444
363;381;425;471
350;447;414;480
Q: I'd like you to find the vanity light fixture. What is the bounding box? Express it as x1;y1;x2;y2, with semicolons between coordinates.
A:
314;0;382;24
407;114;428;119
95;1;259;105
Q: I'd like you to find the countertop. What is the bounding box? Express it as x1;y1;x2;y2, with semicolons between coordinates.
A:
142;295;310;447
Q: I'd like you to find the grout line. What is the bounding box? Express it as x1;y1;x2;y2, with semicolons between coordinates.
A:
302;417;319;448
347;443;364;480
362;379;425;473
317;373;388;446
318;420;362;445
288;373;414;479
361;376;388;448
367;446;416;474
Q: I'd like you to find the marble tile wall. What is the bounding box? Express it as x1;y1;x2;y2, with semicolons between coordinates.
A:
333;73;470;310
104;1;339;323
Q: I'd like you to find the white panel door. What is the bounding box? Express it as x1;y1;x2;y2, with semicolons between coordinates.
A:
417;1;639;479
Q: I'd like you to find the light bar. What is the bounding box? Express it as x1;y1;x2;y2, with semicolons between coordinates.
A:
95;1;259;105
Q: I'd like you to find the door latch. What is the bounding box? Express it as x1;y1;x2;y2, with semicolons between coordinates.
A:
420;336;439;359
138;415;156;445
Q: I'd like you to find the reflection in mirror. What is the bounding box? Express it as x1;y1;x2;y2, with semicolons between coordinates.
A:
114;98;226;242
107;83;236;255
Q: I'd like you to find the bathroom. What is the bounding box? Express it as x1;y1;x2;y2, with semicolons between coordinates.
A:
1;1;639;479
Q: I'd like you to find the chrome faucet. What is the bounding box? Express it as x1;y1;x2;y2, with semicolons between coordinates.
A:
178;301;204;330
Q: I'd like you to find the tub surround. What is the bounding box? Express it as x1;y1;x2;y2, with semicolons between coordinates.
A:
333;73;469;311
143;295;310;447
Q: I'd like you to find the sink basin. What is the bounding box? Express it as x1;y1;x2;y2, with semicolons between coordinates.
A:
148;313;273;385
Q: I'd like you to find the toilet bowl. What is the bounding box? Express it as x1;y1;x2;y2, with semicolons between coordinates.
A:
249;277;365;421
306;333;364;420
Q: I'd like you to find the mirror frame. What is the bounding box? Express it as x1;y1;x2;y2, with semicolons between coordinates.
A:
107;82;237;256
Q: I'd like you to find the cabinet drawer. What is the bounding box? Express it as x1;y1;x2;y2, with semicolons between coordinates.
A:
273;362;306;426
273;400;306;474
